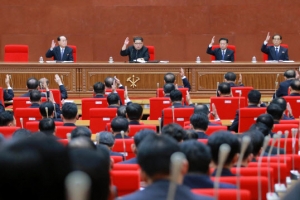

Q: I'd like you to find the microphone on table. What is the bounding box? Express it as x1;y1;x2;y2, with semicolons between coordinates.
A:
158;117;162;134
121;130;127;161
214;144;231;200
172;106;175;123
20;117;24;129
167;152;186;200
65;171;91;200
275;131;287;193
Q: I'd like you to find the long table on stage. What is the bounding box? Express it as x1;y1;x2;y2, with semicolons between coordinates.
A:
0;61;296;98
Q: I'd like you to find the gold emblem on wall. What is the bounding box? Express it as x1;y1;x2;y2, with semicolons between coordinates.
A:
127;75;140;88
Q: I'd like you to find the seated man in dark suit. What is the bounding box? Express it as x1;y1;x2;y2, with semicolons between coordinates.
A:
271;97;294;120
194;105;220;126
208;131;240;177
206;37;234;61
39;74;68;100
162;123;186;142
39;102;62;121
288;79;300;96
93;82;105;98
224;72;243;87
126;103;143;125
21;78;47;97
117;105;127;118
61;102;77;126
243;130;264;162
39;118;56;137
235;134;253;167
3;74;14;101
275;69;296;97
120;134;213;200
70;126;92;140
164;68;191;91
217;82;232;97
107;93;120;108
111;116;130;139
104;77;125;105
45;36;73;61
181;140;236;189
189;113;209;139
267;103;284;124
0;111;16;127
163;83;175;97
29;90;42;108
261;32;289;61
120;36;150;62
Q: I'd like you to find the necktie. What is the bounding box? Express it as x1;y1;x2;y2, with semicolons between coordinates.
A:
61;49;64;60
275;47;279;60
222;50;225;60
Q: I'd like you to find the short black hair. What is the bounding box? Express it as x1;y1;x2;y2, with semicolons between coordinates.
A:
237;134;253;161
194;104;210;115
190;113;209;131
272;34;282;40
256;114;274;131
243;130;264;157
117;105;127;118
271;97;287;110
219;38;228;43
162;123;186;142
250;122;270;137
126;103;143;120
207;131;240;166
93;82;105;94
284;70;296;79
0;111;14;126
107;93;119;105
224;72;236;81
57;35;67;41
163;83;175;94
183;129;199;140
164;73;176;83
137;134;180;177
98;131;115;147
26;77;39;90
30;90;42;102
290;79;300;91
267;103;284;120
133;36;143;42
104;77;114;88
170;90;182;102
218;82;231;95
39;118;55;136
111;116;129;132
180;140;211;173
70;127;92;139
134;129;156;148
39;102;54;118
62;103;78;120
248;90;261;104
68;137;96;150
12;128;32;140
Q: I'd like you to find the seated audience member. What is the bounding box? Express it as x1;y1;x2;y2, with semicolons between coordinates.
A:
243;130;264;162
189;113;209;139
275;69;295;97
194;104;220;125
97;131;125;160
261;33;289;61
70;126;92;140
12;128;32;140
61;102;78;126
120;134;213;200
107;93;120;108
120;129;156;164
170;89;193;107
39;118;55;136
126;103;143;125
117;105;127;118
0;135;71;200
45;35;73;61
181;140;236;189
163;83;175;97
68;137;96;150
93;82;105;98
39;101;62;120
105;76;125;90
206;37;234;62
255;114;274;137
217;82;231;97
21;77;47;97
289;79;300;96
120;36;150;62
29;90;42;108
39;74;68;100
183;129;198;141
111;116;130;139
224;72;243;87
230;89;263;132
0;111;16;126
3;74;14;101
271;97;294;119
208;131;240;176
235;134;253;167
162;123;186;142
164;68;191;91
267;103;284;124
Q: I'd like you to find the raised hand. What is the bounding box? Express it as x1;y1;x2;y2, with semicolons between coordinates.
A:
50;40;55;49
5;74;10;86
210;36;215;45
287;102;293;117
238;74;242;84
112;79;117;92
124;37;129;45
180;68;185;77
265;32;270;42
186;91;192;105
114;76;121;85
124;86;128;99
54;74;63;85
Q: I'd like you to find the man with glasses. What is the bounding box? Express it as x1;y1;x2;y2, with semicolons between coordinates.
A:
120;36;150;62
261;32;289;61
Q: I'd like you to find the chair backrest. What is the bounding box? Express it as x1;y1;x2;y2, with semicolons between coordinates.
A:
210;97;246;120
40;89;62;106
128;125;157;137
283;96;300;118
0;88;4;107
238;107;267;133
14;108;42;128
110;170;140;197
260;156;292;172
81;98;108;120
231;87;253;106
112;164;140;171
273;124;299;138
163;107;194;127
206;126;228;136
146;46;155;61
263;44;288;61
210;45;236;61
0;127;21;138
25;121;63;132
149;97;172;120
89;108;117;133
285;154;300;171
268;138;299;154
279;120;299;124
13;97;47;113
4;45;29;62
55;126;76;139
110;156;123;164
111;139;135;159
192;189;250;200
57;139;69;146
105;89;125;105
68;45;77;62
156;88;188;103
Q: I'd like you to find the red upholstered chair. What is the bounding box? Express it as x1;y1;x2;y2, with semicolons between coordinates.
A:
162;107;194;127
273;124;299;137
81;98;108;120
279;120;299;124
40;89;62;106
285;154;300;171
128;125;157;137
105;89;125;105
0;127;20;138
111;139;135;160
262;44;288;61
58;139;69;146
113;164;140;171
268;138;299;154
111;156;123;164
192;189;250;200
25;121;63;132
146;46;155;61
12;97;47;113
4;45;29;62
156;88;188;103
14;108;42;128
55;126;76;139
210;45;236;61
110;170;140;197
68;45;77;62
89;108;117;133
238;107;266;133
149;97;172;120
260;157;292;172
283;96;300;118
206;126;228;136
231;87;253;106
210;97;246;120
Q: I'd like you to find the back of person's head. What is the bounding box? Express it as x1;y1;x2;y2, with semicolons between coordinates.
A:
111;116;129;132
284;70;296;79
69;147;110;200
271;97;287;111
237;134;253;162
68;137;96;150
290;79;300;92
256;114;274;131
243;130;264;157
207;131;240;166
98;131;115;147
62;103;78;120
137;134;180;178
267;103;284;120
224;72;236;81
30;90;42;102
162;123;186;142
126;103;143;120
39;78;49;87
26;77;39;90
104;77;114;88
218;82;231;95
183;129;199;140
39;118;55;136
248;90;261;104
190;113;209;131
134;129;156;148
107;93;119;105
70;127;92;139
170;89;182;102
93;82;105;94
39;102;54;117
12;128;31;140
164;73;176;83
117;105;127;118
180;140;211;174
0;111;15;126
249;122;270;137
163;83;175;94
194;104;210;115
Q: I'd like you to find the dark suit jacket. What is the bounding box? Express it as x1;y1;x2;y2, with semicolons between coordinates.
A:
261;44;289;60
3;89;14;101
211;168;235;177
120;46;150;61
275;79;294;97
206;47;234;61
119;157;137;164
183;174;236;189
0;102;5;113
21;91;47;97
94;93;123;105
45;46;74;61
29;103;40;108
195;131;208;139
129;120;141;125
229;105;258;133
59;85;68;99
289;93;300;96
208;122;221;126
114;133;130;139
161;103;194;126
182;77;192;91
63;123;76;126
120;179;213;200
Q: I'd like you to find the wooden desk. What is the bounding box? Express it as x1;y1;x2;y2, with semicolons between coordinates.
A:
75;120;89;126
